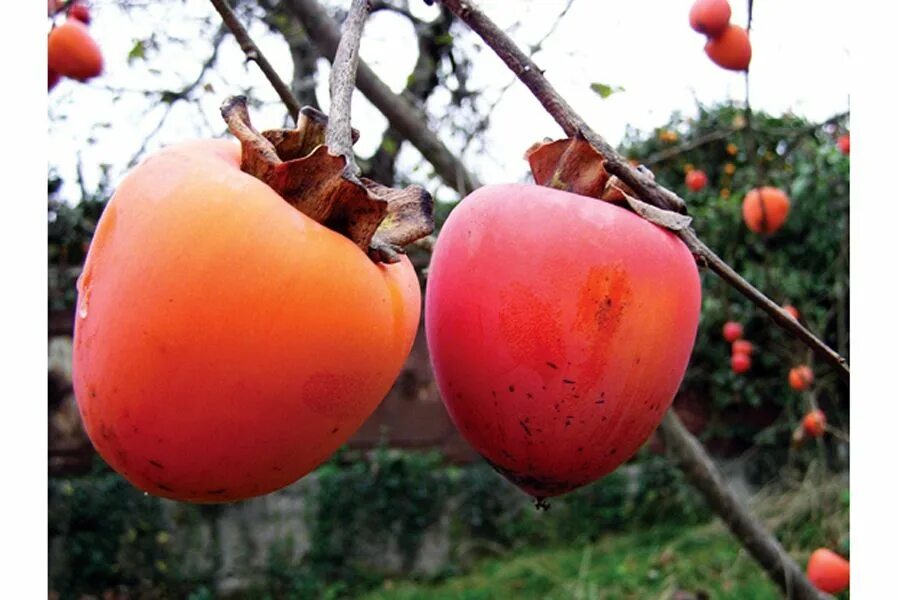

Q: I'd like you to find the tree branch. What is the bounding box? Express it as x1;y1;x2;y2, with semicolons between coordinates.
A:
326;0;371;174
285;0;480;195
439;0;849;382
210;0;303;123
658;411;830;600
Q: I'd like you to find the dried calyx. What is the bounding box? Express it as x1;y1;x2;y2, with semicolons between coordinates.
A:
221;95;434;263
525;137;692;232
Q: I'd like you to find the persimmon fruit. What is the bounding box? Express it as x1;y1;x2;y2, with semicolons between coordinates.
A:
72;138;422;503
732;340;753;356
837;134;850;155
731;351;751;374
789;365;814;391
742;186;790;234
49;67;60;90
48;19;103;81
722;321;743;343
689;0;731;37
425;183;701;500
685;169;708;192
783;304;800;320
68;2;91;24
802;409;826;437
807;548;850;594
704;25;752;71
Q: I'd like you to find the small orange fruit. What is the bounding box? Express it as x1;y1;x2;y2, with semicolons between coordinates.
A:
742;187;790;234
789;365;814;391
705;25;752;71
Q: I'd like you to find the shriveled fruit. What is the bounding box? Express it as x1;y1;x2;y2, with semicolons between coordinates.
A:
806;548;849;594
73;133;424;503
802;409;826;437
731;352;751;374
837;134;850;155
689;0;731;37
426;183;701;500
685;169;708;192
722;321;743;343
704;25;752;71
789;365;814;391
732;340;753;355
742;186;790;234
48;20;103;81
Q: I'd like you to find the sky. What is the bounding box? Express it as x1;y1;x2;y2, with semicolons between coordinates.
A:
47;0;851;204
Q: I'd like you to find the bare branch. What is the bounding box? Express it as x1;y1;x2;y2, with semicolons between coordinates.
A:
658;411;831;600
439;0;849;381
210;0;303;123
326;0;371;176
286;0;480;195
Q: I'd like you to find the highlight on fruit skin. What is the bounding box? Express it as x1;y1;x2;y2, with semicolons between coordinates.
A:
48;19;103;81
742;186;790;235
704;25;752;71
806;548;849;594
802;409;826;437
788;364;814;391
689;0;732;37
722;321;743;343
685;169;708;192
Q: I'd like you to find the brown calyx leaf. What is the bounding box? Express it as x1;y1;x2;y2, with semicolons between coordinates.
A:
525;137;609;198
220;96;433;263
525;136;691;232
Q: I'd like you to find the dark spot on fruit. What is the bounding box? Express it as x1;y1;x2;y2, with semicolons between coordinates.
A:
565;416;573;428
491;390;497;398
602;416;608;422
132;426;138;434
562;379;576;385
542;385;547;390
149;460;164;469
455;392;462;399
509;384;515;392
546;361;558;369
526;392;534;399
273;466;283;471
553;403;560;412
89;387;97;399
156;483;173;492
577;447;584;453
501;449;514;460
609;448;617;455
206;489;226;495
331;427;339;434
635;357;641;364
518;419;532;436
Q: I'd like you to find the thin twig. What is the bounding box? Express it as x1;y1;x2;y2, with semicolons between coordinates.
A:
209;0;302;123
326;0;372;175
439;0;849;382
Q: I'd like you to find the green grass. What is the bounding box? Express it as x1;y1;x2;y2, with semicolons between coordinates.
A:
360;523;783;599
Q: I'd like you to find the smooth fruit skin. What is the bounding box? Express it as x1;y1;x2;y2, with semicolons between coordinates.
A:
689;0;731;37
47;20;103;81
425;184;701;498
731;352;751;374
807;548;849;594
802;409;826;437
704;25;752;71
685;169;708;192
722;321;743;343
742;187;790;234
73;140;421;503
837;134;850;155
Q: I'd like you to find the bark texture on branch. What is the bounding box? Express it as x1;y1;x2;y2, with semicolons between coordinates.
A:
658;412;831;600
439;0;848;382
286;0;480;195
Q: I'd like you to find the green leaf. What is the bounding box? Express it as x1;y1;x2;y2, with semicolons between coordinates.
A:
590;82;625;99
127;40;146;65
